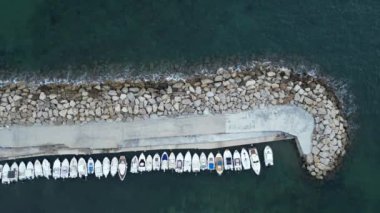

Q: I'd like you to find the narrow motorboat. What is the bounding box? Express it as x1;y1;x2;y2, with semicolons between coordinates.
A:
0;164;2;180
94;160;103;179
110;157;118;177
61;158;69;179
233;150;242;171
215;153;224;176
264;145;274;167
26;161;35;180
138;153;146;172
153;153;160;171
130;156;138;174
241;148;251;170
249;148;261;175
200;152;207;171
42;159;51;179
102;157;111;178
53;158;61;180
34;160;43;178
18;161;27;181
175;152;184;173
146;155;153;172
69;157;78;178
2;163;10;184
87;157;95;175
168;152;176;170
207;152;215;171
223;149;233;171
10;162;18;183
161;152;169;172
184;151;192;173
118;156;127;181
192;153;201;173
78;157;87;178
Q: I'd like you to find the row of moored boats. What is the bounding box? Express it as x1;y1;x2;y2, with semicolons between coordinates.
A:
1;146;273;184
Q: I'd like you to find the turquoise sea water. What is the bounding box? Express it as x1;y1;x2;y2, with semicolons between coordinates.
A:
0;0;379;212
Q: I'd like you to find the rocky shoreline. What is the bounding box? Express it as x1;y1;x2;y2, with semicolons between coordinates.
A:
0;62;348;180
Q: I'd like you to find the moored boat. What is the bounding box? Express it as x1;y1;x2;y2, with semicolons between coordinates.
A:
130;156;138;174
110;157;118;177
146;155;153;172
61;159;69;179
52;159;61;180
161;152;169;172
215;153;224;176
18;161;27;181
192;153;201;173
233;150;242;171
241;148;251;170
102;157;111;178
184;151;192;173
223;149;233;171
249;148;261;175
94;160;103;179
34;160;43;178
0;164;2;180
26;161;35;180
87;157;95;175
42;159;51;179
2;163;10;184
175;152;184;173
69;157;78;178
200;152;207;171
78;157;87;178
153;153;160;171
168;152;176;170
207;152;215;171
10;162;18;183
138;153;146;172
118;156;127;181
264;146;274;167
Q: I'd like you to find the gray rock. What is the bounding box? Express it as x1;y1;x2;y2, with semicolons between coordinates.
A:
312;146;320;155
39;92;46;100
108;90;117;96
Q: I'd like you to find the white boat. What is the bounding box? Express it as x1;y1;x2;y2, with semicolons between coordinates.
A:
78;157;87;178
215;153;224;176
94;160;103;179
42;159;51;179
233;150;242;171
102;157;111;178
130;156;138;174
241;148;251;170
0;164;2;180
153;153;160;171
200;152;207;171
223;149;233;171
52;159;61;180
264;146;274;167
10;162;18;183
192;153;201;173
138;153;146;172
2;163;10;184
34;160;43;178
207;152;215;171
175;152;184;173
18;161;27;181
87;157;95;175
168;152;176;170
184;151;192;173
161;152;169;172
118;156;127;181
249;148;261;175
69;157;78;178
146;155;153;172
26;161;35;180
110;157;118;177
61;159;69;179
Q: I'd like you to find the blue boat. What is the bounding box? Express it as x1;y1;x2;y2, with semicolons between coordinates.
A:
87;157;94;174
207;152;215;171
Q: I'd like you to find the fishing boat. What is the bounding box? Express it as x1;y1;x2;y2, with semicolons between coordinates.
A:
264;146;274;167
61;159;70;179
241;148;251;170
184;151;192;173
207;152;215;171
26;161;35;180
34;160;43;178
215;153;224;176
200;152;207;171
118;156;127;181
175;152;184;173
42;159;51;179
52;159;61;179
110;157;118;177
87;157;95;175
130;156;138;174
161;152;169;172
223;149;233;171
192;153;201;173
69;157;78;178
78;157;87;178
146;155;153;172
102;157;111;178
249;148;261;175
10;162;18;183
168;152;176;170
233;150;242;171
153;153;160;171
0;164;2;180
18;161;27;181
94;160;103;179
2;163;10;184
138;153;146;172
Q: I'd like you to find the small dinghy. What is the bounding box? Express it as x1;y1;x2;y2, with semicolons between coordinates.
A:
78;157;87;178
175;152;184;173
249;148;261;175
200;152;207;171
233;150;242;171
34;160;43;178
69;157;78;178
2;163;10;184
223;149;233;171
42;159;51;179
241;148;251;170
61;159;69;179
130;156;138;174
215;153;224;176
10;162;18;183
102;157;111;178
207;152;215;171
110;157;118;177
118;156;127;181
153;153;161;171
168;152;176;170
146;155;153;172
18;161;27;181
87;157;95;175
26;161;35;180
264;146;274;167
161;152;169;172
94;160;103;179
52;159;61;180
192;153;201;173
138;153;146;172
